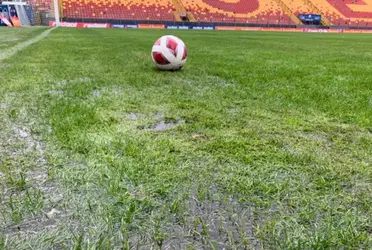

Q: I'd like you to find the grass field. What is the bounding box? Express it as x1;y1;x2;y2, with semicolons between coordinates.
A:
1;27;372;249
0;27;48;49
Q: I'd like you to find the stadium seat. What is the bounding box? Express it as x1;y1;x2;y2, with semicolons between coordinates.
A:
308;0;372;26
180;0;294;24
62;0;176;21
27;0;52;14
281;0;312;16
28;0;372;26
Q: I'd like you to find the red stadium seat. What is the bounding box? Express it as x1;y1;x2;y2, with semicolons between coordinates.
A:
181;0;294;24
28;0;372;26
308;0;372;26
62;0;175;21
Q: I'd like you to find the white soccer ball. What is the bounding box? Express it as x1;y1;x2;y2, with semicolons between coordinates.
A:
151;35;188;71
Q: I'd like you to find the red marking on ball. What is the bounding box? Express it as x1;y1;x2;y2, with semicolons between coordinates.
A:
152;52;170;65
154;39;161;46
182;47;188;60
166;38;178;56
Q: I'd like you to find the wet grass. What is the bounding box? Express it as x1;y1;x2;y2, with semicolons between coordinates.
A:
1;28;372;249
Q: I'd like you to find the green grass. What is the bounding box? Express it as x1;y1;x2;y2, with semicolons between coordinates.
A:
0;27;47;49
1;27;372;249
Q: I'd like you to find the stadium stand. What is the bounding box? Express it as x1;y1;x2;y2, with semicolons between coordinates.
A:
180;0;294;24
28;0;51;12
278;0;331;25
62;0;176;21
27;0;52;24
59;0;295;24
308;0;372;26
281;0;312;16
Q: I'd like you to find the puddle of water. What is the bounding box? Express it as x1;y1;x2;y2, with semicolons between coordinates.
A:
13;127;30;138
151;119;185;131
129;112;139;120
127;112;164;121
0;101;8;109
92;89;102;98
154;113;164;119
128;112;183;131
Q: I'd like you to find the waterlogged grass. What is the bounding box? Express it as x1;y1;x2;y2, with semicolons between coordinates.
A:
1;28;372;249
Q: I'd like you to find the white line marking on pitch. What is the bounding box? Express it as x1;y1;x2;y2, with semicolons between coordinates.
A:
0;27;56;62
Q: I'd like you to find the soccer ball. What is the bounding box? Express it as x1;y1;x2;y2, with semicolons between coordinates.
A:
151;35;188;71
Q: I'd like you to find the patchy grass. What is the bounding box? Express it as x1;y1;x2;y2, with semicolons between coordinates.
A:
1;28;372;249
